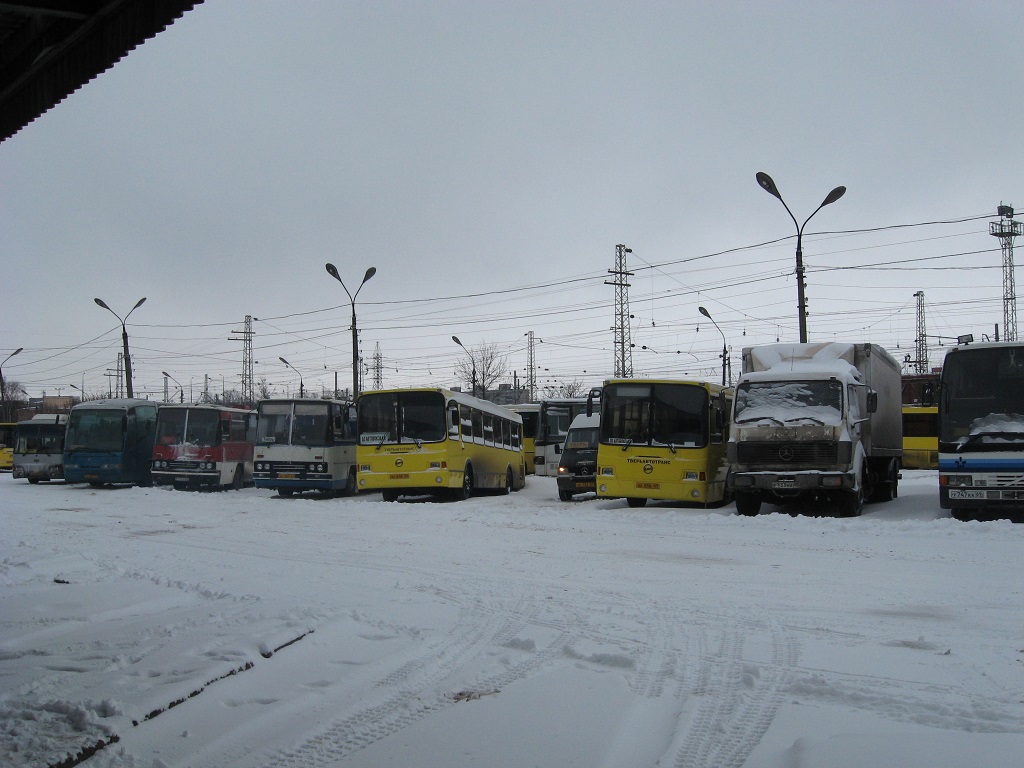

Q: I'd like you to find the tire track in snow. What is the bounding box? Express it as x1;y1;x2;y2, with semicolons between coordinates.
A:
255;587;582;768
670;609;799;768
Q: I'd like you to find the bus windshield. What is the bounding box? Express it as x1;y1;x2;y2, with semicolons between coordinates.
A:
940;346;1024;446
156;409;221;447
358;390;447;444
602;383;708;447
15;424;65;453
66;410;125;452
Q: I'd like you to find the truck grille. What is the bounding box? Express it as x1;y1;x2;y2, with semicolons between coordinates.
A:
737;442;838;469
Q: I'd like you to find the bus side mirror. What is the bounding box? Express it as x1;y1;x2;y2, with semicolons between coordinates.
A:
866;391;878;414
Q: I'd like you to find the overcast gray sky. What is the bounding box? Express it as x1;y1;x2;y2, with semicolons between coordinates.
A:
3;0;1022;401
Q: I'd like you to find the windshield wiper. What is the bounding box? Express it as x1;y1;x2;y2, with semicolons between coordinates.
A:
736;416;784;425
784;416;826;425
620;438;633;452
375;432;389;451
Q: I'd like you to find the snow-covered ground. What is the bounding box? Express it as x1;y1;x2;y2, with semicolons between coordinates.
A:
2;470;1023;768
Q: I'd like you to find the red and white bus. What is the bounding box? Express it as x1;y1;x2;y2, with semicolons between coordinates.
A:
151;404;257;490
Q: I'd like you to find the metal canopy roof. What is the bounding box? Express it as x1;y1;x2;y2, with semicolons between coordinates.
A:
0;0;203;143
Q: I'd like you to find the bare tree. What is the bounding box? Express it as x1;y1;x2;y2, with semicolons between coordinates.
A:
454;341;508;400
256;377;274;400
540;379;587;399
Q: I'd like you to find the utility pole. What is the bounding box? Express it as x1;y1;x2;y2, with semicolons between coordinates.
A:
229;315;255;404
914;291;929;374
606;244;634;378
991;204;1022;343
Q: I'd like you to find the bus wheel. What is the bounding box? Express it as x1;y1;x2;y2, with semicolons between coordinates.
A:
453;465;473;501
28;478;40;484
626;497;647;508
382;489;399;502
337;468;357;497
278;488;293;497
231;465;244;491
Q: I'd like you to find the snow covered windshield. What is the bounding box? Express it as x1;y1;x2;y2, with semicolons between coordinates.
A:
940;345;1024;445
734;380;843;426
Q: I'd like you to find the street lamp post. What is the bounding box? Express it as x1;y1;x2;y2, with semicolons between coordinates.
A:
162;371;185;403
698;307;730;386
452;336;477;397
1;347;23;420
325;264;376;399
755;172;846;343
95;297;146;398
279;357;304;398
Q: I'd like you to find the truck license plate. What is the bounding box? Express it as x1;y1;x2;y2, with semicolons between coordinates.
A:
948;489;985;500
773;480;797;489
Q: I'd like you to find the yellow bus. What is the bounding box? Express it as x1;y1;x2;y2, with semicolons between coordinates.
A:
509;403;540;474
595;379;732;508
357;388;527;501
0;422;16;471
902;405;938;469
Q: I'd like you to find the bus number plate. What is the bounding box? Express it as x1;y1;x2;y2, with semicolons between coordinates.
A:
948;490;985;500
277;472;297;479
634;482;660;490
390;473;410;480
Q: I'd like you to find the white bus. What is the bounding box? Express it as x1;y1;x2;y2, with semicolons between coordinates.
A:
13;414;68;483
253;398;357;497
357;387;526;501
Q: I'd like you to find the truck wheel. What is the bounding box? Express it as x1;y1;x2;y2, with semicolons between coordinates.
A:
734;492;762;516
558;489;573;502
837;485;864;517
871;459;898;502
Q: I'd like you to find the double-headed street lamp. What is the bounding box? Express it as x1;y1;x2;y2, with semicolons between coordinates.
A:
452;336;478;397
698;307;730;386
279;357;304;398
755;172;846;343
325;264;376;399
95;297;146;398
1;347;23;420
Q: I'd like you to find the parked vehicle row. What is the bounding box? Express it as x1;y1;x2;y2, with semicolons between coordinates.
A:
12;339;1023;521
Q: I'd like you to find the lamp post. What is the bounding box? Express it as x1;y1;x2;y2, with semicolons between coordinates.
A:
1;347;23;420
698;306;730;386
162;371;184;403
755;172;846;343
325;264;376;399
452;336;477;397
95;297;146;398
279;357;304;398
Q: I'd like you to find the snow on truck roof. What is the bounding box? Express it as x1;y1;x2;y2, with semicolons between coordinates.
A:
743;343;863;383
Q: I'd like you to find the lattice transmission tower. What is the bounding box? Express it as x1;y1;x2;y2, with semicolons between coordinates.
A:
913;291;929;374
372;342;383;390
606;244;634;378
229;315;255;404
525;331;537;402
990;204;1022;343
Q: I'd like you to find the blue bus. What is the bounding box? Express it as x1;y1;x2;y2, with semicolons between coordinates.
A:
64;399;159;486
